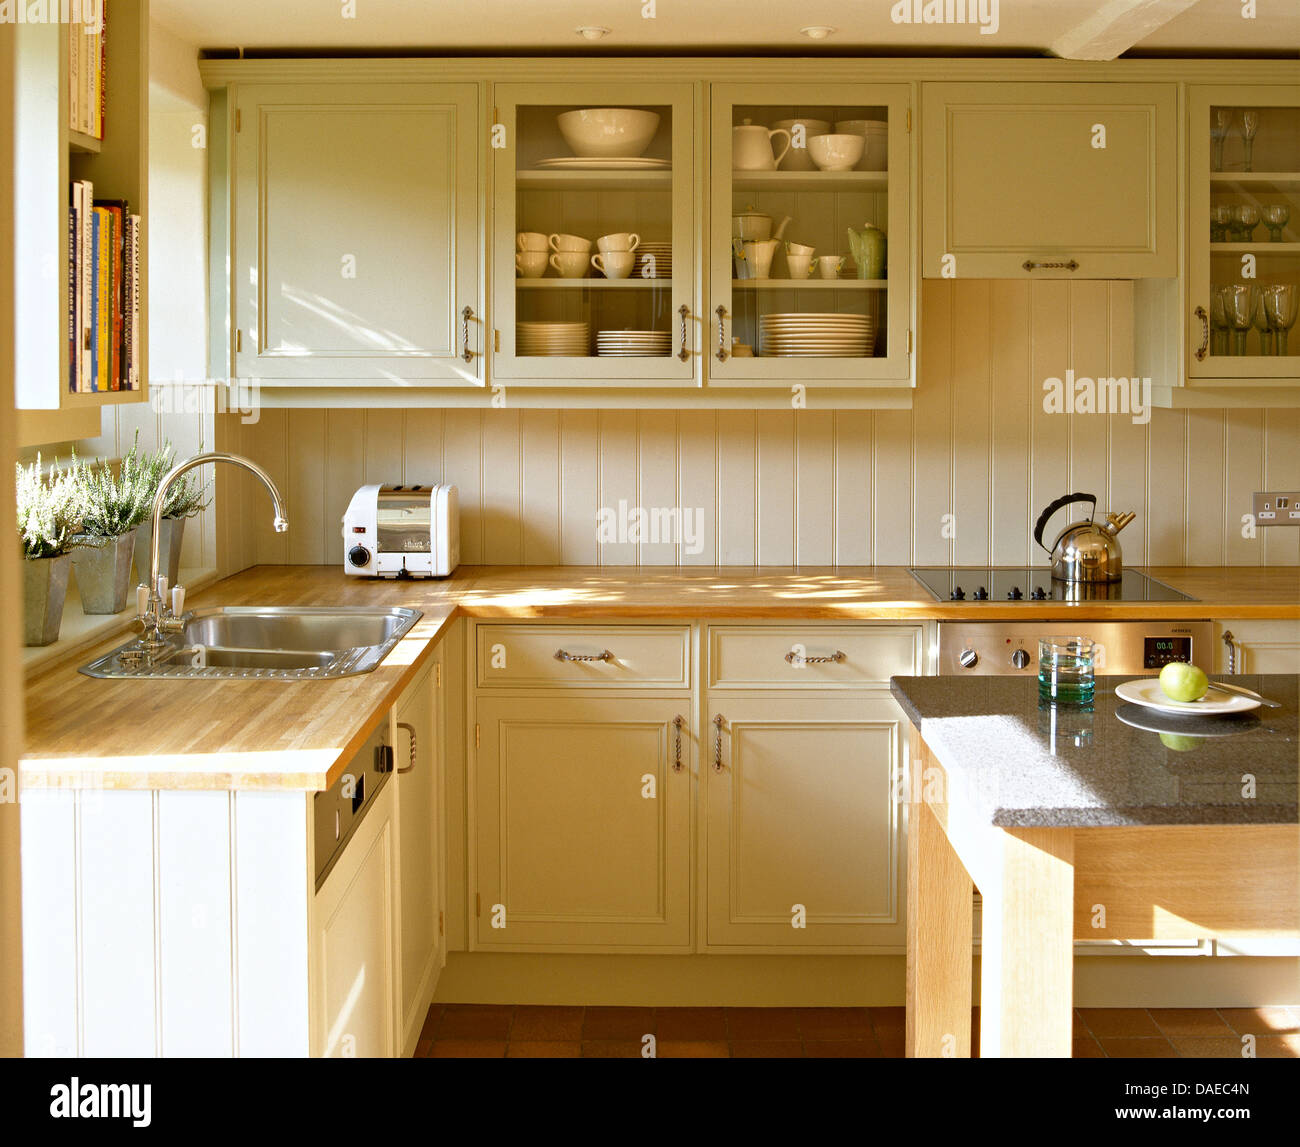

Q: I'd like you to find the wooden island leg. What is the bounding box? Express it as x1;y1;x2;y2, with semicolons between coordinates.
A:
978;827;1075;1058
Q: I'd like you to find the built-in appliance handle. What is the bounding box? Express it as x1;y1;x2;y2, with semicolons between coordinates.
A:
397;721;417;773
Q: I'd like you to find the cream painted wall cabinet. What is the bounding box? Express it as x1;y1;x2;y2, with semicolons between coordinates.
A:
230;82;481;386
922;83;1177;279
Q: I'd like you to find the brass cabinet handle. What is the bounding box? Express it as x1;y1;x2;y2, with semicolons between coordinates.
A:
396;721;417;773
461;305;474;363
554;648;612;662
784;649;846;665
1222;630;1236;674
1195;305;1210;362
1022;259;1079;272
678;304;690;362
712;713;724;773
672;714;685;772
715;304;728;361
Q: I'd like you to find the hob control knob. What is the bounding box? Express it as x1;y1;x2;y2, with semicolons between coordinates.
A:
950;586;965;600
973;586;989;600
1011;648;1031;669
348;545;371;567
1031;586;1048;600
958;648;979;669
1007;586;1023;600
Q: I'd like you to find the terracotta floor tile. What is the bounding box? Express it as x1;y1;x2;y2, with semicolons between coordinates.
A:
414;1037;433;1059
729;1039;803;1058
511;1005;585;1041
658;1040;730;1058
582;1039;646;1058
418;1005;443;1042
1073;1036;1105;1058
437;1004;515;1040
507;1041;582;1058
867;1006;906;1037
1079;1009;1162;1038
804;1040;882;1058
1255;1034;1300;1058
654;1007;727;1041
1149;1008;1235;1037
1172;1037;1248;1059
582;1006;655;1041
1218;1007;1300;1036
1098;1037;1177;1059
430;1039;506;1058
726;1007;801;1041
797;1007;873;1040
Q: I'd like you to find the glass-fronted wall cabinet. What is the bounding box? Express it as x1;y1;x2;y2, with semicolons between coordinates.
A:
1189;86;1299;382
491;83;698;385
708;84;913;387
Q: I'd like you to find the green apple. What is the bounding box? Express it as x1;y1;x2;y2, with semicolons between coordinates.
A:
1159;661;1209;703
1159;732;1200;752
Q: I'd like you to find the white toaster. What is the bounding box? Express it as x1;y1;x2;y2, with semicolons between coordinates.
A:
342;484;460;578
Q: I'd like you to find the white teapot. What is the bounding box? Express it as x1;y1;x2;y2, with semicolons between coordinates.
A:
733;119;791;171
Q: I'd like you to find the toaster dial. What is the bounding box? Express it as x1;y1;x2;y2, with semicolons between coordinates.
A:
348;544;371;568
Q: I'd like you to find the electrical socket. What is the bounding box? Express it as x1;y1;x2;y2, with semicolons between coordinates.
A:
1252;491;1300;526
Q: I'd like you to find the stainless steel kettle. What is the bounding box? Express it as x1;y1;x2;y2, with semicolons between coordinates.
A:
1034;492;1136;583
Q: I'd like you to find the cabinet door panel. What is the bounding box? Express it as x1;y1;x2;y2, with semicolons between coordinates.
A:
705;696;904;950
474;696;691;950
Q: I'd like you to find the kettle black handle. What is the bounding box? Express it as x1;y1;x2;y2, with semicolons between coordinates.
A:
1034;492;1097;554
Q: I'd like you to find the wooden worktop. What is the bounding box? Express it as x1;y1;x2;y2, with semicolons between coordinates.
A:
21;564;1298;793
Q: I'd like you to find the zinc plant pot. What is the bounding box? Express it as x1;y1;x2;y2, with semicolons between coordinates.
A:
72;527;139;614
133;516;186;589
23;553;72;647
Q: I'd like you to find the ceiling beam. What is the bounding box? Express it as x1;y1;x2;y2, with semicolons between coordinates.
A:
1050;0;1203;60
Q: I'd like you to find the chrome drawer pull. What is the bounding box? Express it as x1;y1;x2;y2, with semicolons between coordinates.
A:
785;649;846;665
672;715;685;772
554;648;613;663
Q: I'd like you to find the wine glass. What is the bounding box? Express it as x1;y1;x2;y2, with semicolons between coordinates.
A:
1222;285;1255;356
1239;109;1260;173
1263;284;1298;356
1263;204;1291;243
1211;108;1233;172
1209;287;1230;357
1210;204;1232;243
1233;204;1260;243
1252;288;1274;355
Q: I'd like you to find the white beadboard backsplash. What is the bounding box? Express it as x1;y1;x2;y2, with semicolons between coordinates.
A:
217;280;1300;571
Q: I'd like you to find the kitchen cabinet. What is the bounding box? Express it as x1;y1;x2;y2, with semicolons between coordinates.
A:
490;81;699;386
922;82;1177;279
1215;619;1300;674
708;83;914;387
229;82;481;386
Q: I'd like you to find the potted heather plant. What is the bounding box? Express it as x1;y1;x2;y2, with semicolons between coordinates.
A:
17;454;84;646
69;439;154;614
132;440;210;589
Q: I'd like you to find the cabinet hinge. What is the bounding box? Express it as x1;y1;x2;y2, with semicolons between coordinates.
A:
235;108;241;132
907;330;913;354
475;722;480;749
906;109;911;133
235;329;242;353
439;910;444;936
436;663;441;688
493;329;501;353
475;893;481;917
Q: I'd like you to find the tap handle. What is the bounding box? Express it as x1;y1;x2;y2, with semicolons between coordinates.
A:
156;574;168;602
136;584;150;618
172;585;186;617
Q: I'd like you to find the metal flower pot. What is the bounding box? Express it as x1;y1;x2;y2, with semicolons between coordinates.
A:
23;553;72;646
72;528;139;614
133;516;186;589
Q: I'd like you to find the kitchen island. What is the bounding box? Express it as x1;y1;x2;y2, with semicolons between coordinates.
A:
891;673;1299;1058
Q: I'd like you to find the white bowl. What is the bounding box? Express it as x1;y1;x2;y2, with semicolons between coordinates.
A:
773;118;830;171
808;133;865;172
835;120;889;170
557;108;661;159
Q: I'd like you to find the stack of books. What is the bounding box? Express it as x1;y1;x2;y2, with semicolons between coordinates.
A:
69;180;140;394
67;2;108;139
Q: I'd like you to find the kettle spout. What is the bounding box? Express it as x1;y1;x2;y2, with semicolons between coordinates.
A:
771;215;792;240
1104;511;1136;535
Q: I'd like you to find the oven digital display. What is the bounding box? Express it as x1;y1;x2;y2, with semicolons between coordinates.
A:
1143;636;1192;669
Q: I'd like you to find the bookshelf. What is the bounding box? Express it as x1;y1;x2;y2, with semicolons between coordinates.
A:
15;0;149;448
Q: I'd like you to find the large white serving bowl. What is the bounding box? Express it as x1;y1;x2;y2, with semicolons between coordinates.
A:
557;108;661;158
808;133;865;172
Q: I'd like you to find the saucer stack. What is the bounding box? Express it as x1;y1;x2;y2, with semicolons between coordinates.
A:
595;329;672;357
633;241;673;280
758;313;874;357
517;320;590;356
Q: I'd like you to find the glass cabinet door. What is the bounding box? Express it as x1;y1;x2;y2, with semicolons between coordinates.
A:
708;84;912;387
1190;86;1300;380
491;83;697;385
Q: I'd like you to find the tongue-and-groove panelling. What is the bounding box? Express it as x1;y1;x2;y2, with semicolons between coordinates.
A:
217;280;1300;573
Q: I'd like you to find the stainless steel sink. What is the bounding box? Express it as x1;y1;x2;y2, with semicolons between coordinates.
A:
79;606;423;680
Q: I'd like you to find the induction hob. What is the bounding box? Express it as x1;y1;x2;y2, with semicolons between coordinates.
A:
908;567;1196;603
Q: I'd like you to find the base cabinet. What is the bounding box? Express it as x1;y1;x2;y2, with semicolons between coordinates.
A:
1215;619;1300;674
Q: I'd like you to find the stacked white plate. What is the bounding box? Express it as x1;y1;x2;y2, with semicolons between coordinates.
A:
633;242;673;280
596;329;672;357
517;320;590;356
759;312;875;357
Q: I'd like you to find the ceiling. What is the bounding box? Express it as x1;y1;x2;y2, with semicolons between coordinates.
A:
155;0;1300;58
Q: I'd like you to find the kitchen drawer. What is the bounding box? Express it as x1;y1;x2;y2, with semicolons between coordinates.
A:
475;624;691;689
707;625;920;689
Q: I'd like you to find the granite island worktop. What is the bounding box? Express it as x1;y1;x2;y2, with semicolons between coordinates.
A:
889;674;1299;828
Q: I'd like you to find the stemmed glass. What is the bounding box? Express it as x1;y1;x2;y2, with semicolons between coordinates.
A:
1209;287;1230;357
1252;289;1274;355
1263;284;1298;356
1222;285;1255;356
1232;204;1260;243
1211;108;1233;172
1239;109;1260;173
1263;205;1291;243
1209;205;1232;242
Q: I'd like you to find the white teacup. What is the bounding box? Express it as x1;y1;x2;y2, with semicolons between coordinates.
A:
517;231;549;252
549;251;589;278
516;251;549;278
591;251;636;279
597;232;640;254
786;242;815;257
785;254;814;279
549;233;591;253
816;255;844;279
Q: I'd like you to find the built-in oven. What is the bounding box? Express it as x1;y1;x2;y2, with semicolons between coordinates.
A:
313;719;394;889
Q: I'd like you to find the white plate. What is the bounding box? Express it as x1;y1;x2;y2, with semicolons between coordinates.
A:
761;312;870;322
1115;709;1257;738
1113;678;1261;716
534;157;672;170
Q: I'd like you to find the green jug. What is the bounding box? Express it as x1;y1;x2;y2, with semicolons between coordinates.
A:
846;224;886;280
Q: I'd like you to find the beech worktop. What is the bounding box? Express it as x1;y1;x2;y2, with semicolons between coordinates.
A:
21;564;1299;792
